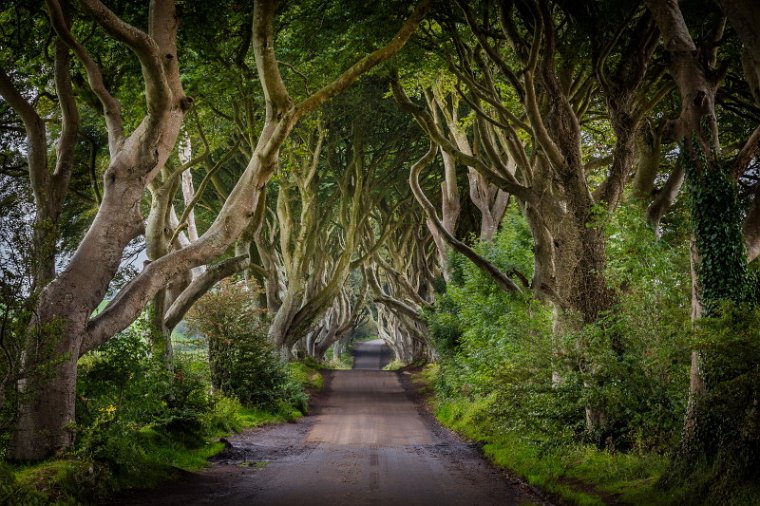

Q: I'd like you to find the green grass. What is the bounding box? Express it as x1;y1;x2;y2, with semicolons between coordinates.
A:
411;363;438;396
322;347;354;370
237;406;292;427
3;393;308;505
382;359;405;371
288;360;325;390
322;350;354;370
5;435;229;506
478;432;675;505
412;367;678;506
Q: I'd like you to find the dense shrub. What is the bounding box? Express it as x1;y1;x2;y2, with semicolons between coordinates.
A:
427;211;566;440
427;204;692;452
187;279;308;412
568;204;692;450
76;315;216;475
662;304;760;504
0;300;320;505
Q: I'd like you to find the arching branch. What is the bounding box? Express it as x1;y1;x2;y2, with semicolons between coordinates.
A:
160;255;264;336
46;0;123;153
408;142;522;293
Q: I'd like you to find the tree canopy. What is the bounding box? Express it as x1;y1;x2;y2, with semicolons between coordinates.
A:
2;0;760;503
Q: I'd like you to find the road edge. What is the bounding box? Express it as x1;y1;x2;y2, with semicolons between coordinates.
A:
395;368;558;506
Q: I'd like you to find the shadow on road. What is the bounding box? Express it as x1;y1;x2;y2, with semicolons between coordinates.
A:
351;339;393;370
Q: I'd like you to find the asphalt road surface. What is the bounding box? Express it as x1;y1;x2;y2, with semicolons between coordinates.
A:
111;339;541;506
352;338;393;370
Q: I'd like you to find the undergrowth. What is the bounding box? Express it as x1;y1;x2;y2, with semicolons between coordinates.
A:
382;359;405;371
419;206;700;505
1;310;324;506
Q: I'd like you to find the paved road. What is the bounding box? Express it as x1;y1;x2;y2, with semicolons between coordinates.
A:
112;340;539;506
352;338;393;370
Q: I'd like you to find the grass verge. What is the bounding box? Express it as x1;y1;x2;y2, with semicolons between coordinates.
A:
1;401;299;506
2;360;325;506
288;360;326;390
411;365;679;506
382;359;405;371
322;352;353;370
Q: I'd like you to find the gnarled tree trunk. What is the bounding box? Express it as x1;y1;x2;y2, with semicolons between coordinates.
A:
9;0;430;460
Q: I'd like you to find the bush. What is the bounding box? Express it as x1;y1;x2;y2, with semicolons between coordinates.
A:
427;213;569;441
187;279;307;412
202;395;245;435
422;204;695;504
76;315;215;478
661;304;760;504
33;309;294;504
427;204;692;451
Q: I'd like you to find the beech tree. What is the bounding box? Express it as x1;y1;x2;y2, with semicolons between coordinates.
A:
3;0;430;461
391;0;676;435
3;3;758;499
640;0;760;484
300;274;369;360
367;212;438;363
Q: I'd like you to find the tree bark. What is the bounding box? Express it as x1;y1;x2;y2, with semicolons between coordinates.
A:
645;0;754;453
716;0;760;105
9;0;430;460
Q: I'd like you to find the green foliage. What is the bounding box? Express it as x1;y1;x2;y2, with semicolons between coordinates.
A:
202;395;247;435
4;458;102;506
382;360;405;371
565;301;690;451
424;377;674;506
75;316;215;483
655;140;760;503
322;345;354;370
0;179;35;453
425;202;697;502
662;305;760;505
275;0;422;101
0;461;49;505
428;208;537;358
4;301;313;505
4;317;225;504
288;360;325;391
187;280;308;413
683;140;756;314
567;203;693;450
427;217;570;441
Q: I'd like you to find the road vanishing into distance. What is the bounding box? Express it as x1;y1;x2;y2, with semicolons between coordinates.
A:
112;340;542;505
